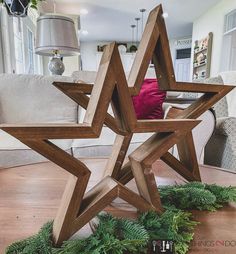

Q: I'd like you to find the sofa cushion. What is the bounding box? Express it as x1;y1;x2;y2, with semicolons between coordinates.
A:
215;117;236;137
0;74;78;124
72;71;97;83
0;74;77;150
0;129;73;150
0;148;73;168
72;126;153;149
205;76;228;118
132;79;166;119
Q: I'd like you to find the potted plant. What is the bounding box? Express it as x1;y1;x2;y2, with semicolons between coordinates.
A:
0;0;43;17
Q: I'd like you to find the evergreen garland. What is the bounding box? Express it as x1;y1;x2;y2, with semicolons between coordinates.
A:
5;182;236;254
159;182;236;211
5;221;53;254
53;214;149;254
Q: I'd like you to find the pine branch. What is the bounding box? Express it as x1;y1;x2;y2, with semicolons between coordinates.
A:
6;183;236;254
6;221;53;254
158;182;236;211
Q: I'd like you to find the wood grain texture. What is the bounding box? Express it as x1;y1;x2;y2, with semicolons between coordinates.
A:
0;3;234;247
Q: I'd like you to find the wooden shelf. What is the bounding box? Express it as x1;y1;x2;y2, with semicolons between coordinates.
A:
193;61;207;68
192;32;213;80
194;47;208;54
193;78;206;82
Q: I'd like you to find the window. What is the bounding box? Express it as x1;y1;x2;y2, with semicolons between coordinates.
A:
221;10;236;71
176;48;191;59
0;8;42;74
224;10;236;34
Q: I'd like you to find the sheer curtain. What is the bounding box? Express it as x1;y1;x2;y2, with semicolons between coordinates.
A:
0;5;43;74
0;5;13;73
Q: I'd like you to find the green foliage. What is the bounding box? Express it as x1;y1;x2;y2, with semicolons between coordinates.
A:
53;214;148;254
5;182;236;254
6;221;53;254
30;0;44;10
206;184;236;203
138;210;198;254
0;0;44;10
159;182;236;211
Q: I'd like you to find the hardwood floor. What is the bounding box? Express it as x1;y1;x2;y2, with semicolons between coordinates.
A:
0;159;236;253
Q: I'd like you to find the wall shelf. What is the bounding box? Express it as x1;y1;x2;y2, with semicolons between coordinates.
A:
192;32;213;81
193;61;207;68
194;47;208;54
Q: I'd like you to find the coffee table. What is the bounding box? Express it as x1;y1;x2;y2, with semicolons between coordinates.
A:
0;159;236;253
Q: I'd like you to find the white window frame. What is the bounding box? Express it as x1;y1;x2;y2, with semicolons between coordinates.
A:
220;9;236;72
224;9;236;35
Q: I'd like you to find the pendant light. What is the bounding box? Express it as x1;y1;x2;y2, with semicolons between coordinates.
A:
140;9;146;33
135;17;140;46
131;24;136;45
130;24;137;52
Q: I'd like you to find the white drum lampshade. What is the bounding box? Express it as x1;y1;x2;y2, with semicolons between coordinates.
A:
35;14;79;75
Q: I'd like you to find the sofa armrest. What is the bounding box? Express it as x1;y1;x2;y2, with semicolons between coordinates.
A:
215;117;236;136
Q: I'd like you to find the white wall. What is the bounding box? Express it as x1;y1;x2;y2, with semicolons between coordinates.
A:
63;56;80;76
191;0;236;77
80;41;113;71
80;39;189;72
42;55;79;77
169;39;177;63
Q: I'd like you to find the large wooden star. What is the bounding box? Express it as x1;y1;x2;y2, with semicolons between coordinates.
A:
0;5;234;247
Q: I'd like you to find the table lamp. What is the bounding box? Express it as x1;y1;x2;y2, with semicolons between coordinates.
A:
35;14;79;75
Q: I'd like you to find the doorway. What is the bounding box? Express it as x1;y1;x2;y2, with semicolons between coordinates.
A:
175;48;191;82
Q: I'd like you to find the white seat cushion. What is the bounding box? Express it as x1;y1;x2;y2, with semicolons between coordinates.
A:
0;74;78;151
72;126;153;149
0;129;73;150
0;74;77;124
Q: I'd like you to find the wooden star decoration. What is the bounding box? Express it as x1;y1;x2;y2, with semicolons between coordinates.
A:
0;4;234;247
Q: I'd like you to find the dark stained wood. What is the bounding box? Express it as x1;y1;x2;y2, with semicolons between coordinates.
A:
166;108;201;181
104;134;132;179
54;82;93;94
153;5;176;90
134;119;201;133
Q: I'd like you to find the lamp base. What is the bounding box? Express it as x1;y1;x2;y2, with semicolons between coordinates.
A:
48;56;65;75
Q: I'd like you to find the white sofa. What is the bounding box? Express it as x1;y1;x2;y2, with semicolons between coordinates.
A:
0;73;215;168
0;74;77;167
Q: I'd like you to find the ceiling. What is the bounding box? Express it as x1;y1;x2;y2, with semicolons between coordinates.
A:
41;0;221;42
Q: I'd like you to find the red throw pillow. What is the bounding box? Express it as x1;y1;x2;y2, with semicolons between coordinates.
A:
132;79;166;119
